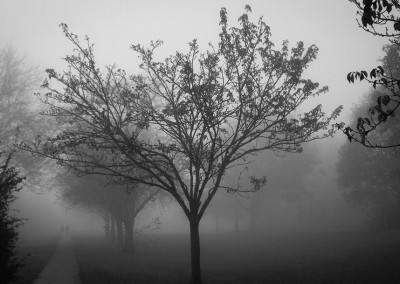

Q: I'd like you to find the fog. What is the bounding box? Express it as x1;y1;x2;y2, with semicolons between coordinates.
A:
13;189;103;241
14;136;368;240
8;113;398;284
1;1;399;283
10;135;384;284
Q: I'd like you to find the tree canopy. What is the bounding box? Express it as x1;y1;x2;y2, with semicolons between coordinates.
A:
21;6;341;284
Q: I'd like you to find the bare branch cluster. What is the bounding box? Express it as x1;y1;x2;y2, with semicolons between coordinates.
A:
18;7;341;283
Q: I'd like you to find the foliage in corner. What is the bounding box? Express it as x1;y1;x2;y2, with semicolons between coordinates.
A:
342;0;400;148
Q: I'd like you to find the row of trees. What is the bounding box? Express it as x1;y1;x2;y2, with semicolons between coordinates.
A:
19;6;341;284
60;172;163;252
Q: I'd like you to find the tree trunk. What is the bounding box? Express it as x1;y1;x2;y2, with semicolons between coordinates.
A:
124;218;135;253
104;213;110;240
214;216;219;234
189;218;202;284
110;214;116;244
115;217;123;247
234;209;239;232
248;209;256;232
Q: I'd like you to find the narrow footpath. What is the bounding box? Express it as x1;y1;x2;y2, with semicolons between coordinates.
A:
34;233;81;284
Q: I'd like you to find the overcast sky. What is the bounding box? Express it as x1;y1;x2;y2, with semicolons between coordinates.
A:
0;0;389;120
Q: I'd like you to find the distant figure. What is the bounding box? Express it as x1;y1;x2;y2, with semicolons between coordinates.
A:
65;224;70;234
60;225;65;234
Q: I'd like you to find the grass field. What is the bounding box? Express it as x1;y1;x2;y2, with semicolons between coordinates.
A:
74;230;400;284
14;235;59;284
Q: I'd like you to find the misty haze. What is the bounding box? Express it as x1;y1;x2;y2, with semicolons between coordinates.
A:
1;1;400;284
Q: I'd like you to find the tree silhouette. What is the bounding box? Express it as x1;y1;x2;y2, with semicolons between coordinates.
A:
0;152;25;284
21;6;341;283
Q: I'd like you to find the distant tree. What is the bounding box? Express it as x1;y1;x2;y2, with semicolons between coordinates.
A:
0;152;25;284
337;141;400;230
61;173;160;252
0;44;42;284
0;43;51;194
341;0;400;148
206;191;239;233
0;44;39;148
21;6;341;283
337;88;400;230
229;144;319;232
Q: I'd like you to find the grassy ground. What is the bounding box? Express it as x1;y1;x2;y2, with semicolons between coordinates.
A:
14;235;59;284
74;231;400;284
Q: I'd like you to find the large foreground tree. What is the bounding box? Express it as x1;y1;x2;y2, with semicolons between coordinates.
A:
23;6;341;283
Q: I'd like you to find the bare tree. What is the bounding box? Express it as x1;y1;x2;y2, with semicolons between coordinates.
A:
21;6;341;283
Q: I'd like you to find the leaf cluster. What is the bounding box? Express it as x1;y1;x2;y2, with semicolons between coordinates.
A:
351;0;400;38
345;1;400;147
342;44;400;147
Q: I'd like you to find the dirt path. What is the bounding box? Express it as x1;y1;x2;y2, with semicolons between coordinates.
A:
34;234;80;284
